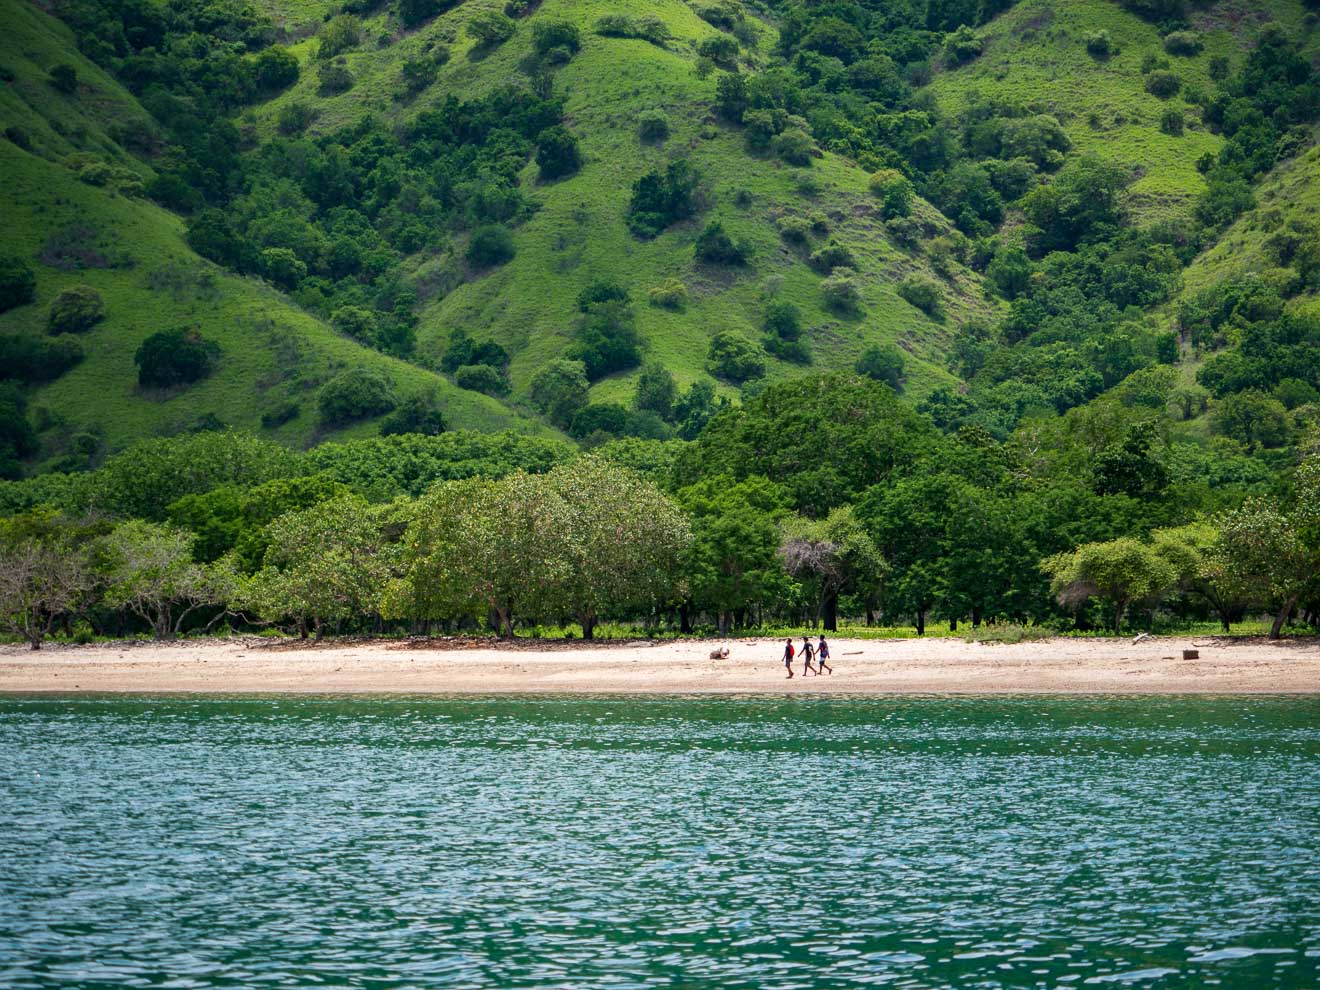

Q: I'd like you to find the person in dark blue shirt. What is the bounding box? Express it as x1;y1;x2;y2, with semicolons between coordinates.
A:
800;636;817;676
817;635;832;675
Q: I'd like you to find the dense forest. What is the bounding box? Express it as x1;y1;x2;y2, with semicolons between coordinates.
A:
1;0;1319;642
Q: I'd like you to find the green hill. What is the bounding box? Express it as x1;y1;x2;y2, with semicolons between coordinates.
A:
0;0;550;465
1;0;1318;473
247;0;993;407
1177;132;1320;315
923;0;1311;225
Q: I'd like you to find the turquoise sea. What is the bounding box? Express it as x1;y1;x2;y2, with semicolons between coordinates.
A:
1;696;1317;988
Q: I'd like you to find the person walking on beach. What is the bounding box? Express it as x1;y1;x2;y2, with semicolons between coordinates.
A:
800;636;818;676
817;635;832;675
783;638;796;679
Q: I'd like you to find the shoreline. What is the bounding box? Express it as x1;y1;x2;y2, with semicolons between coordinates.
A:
1;635;1318;695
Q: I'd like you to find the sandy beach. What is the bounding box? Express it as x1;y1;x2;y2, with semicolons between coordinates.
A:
1;635;1318;694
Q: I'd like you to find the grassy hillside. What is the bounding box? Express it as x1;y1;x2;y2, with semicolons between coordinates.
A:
0;0;152;172
923;0;1313;225
0;0;553;463
250;0;995;406
1177;133;1320;317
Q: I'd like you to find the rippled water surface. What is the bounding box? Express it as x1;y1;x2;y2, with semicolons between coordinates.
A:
1;696;1318;989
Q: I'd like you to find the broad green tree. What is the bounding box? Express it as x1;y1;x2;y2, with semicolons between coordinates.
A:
100;520;234;640
0;511;94;649
778;505;886;630
387;473;573;637
546;456;692;638
1210;465;1319;639
677;475;787;634
242;496;388;639
1043;537;1176;635
1151;522;1244;632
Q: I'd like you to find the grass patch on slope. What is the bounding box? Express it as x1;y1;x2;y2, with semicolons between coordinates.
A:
253;0;994;410
0;142;551;462
1177;135;1320;317
923;0;1312;225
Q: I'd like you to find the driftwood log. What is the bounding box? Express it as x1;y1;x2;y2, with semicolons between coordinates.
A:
1183;649;1200;660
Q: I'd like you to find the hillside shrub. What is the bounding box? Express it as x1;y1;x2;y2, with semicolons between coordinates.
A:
868;168;913;218
317;60;354;96
536;126;581;180
398;0;443;27
1162;31;1202;56
897;277;944;319
626;159;698;238
454;363;510;396
466;225;515;267
706;331;766;382
466;11;515;48
318;15;361;59
715;72;747;122
47;286;104;334
277;102;317;135
694;221;748;265
778;216;810;244
261;402;300;429
135;328;219;388
697;35;739;66
49;64;78;94
569;298;643;380
317;368;397;425
637;110;669;142
634;362;678;421
595;14;633;36
400;55;439;93
530;359;589;428
379;393;446;437
254;47;299;90
259;248;306;292
1145;70;1181;99
764;301;802;341
1209;55;1230;81
772;128;814;166
1084;30;1113;60
809;240;856;273
821;269;861;312
533;20;579;56
944;26;982;64
647;278;688;310
0;257;37;313
0;334;84;383
763;334;810;364
855;344;906;390
1160;108;1185;136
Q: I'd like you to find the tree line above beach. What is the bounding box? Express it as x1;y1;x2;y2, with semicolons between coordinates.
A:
2;375;1318;648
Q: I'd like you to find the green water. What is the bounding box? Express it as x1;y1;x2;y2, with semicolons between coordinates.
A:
0;696;1317;989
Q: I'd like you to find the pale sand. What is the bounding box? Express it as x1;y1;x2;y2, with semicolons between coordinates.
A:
1;635;1318;694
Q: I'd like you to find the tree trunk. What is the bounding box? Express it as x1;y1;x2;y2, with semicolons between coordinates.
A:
314;618;324;642
298;616;308;640
972;607;982;629
915;609;925;637
1112;599;1127;636
581;615;596;640
1269;593;1299;641
718;611;729;636
949;616;957;632
865;607;874;627
28;636;42;651
823;590;838;632
680;602;693;634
